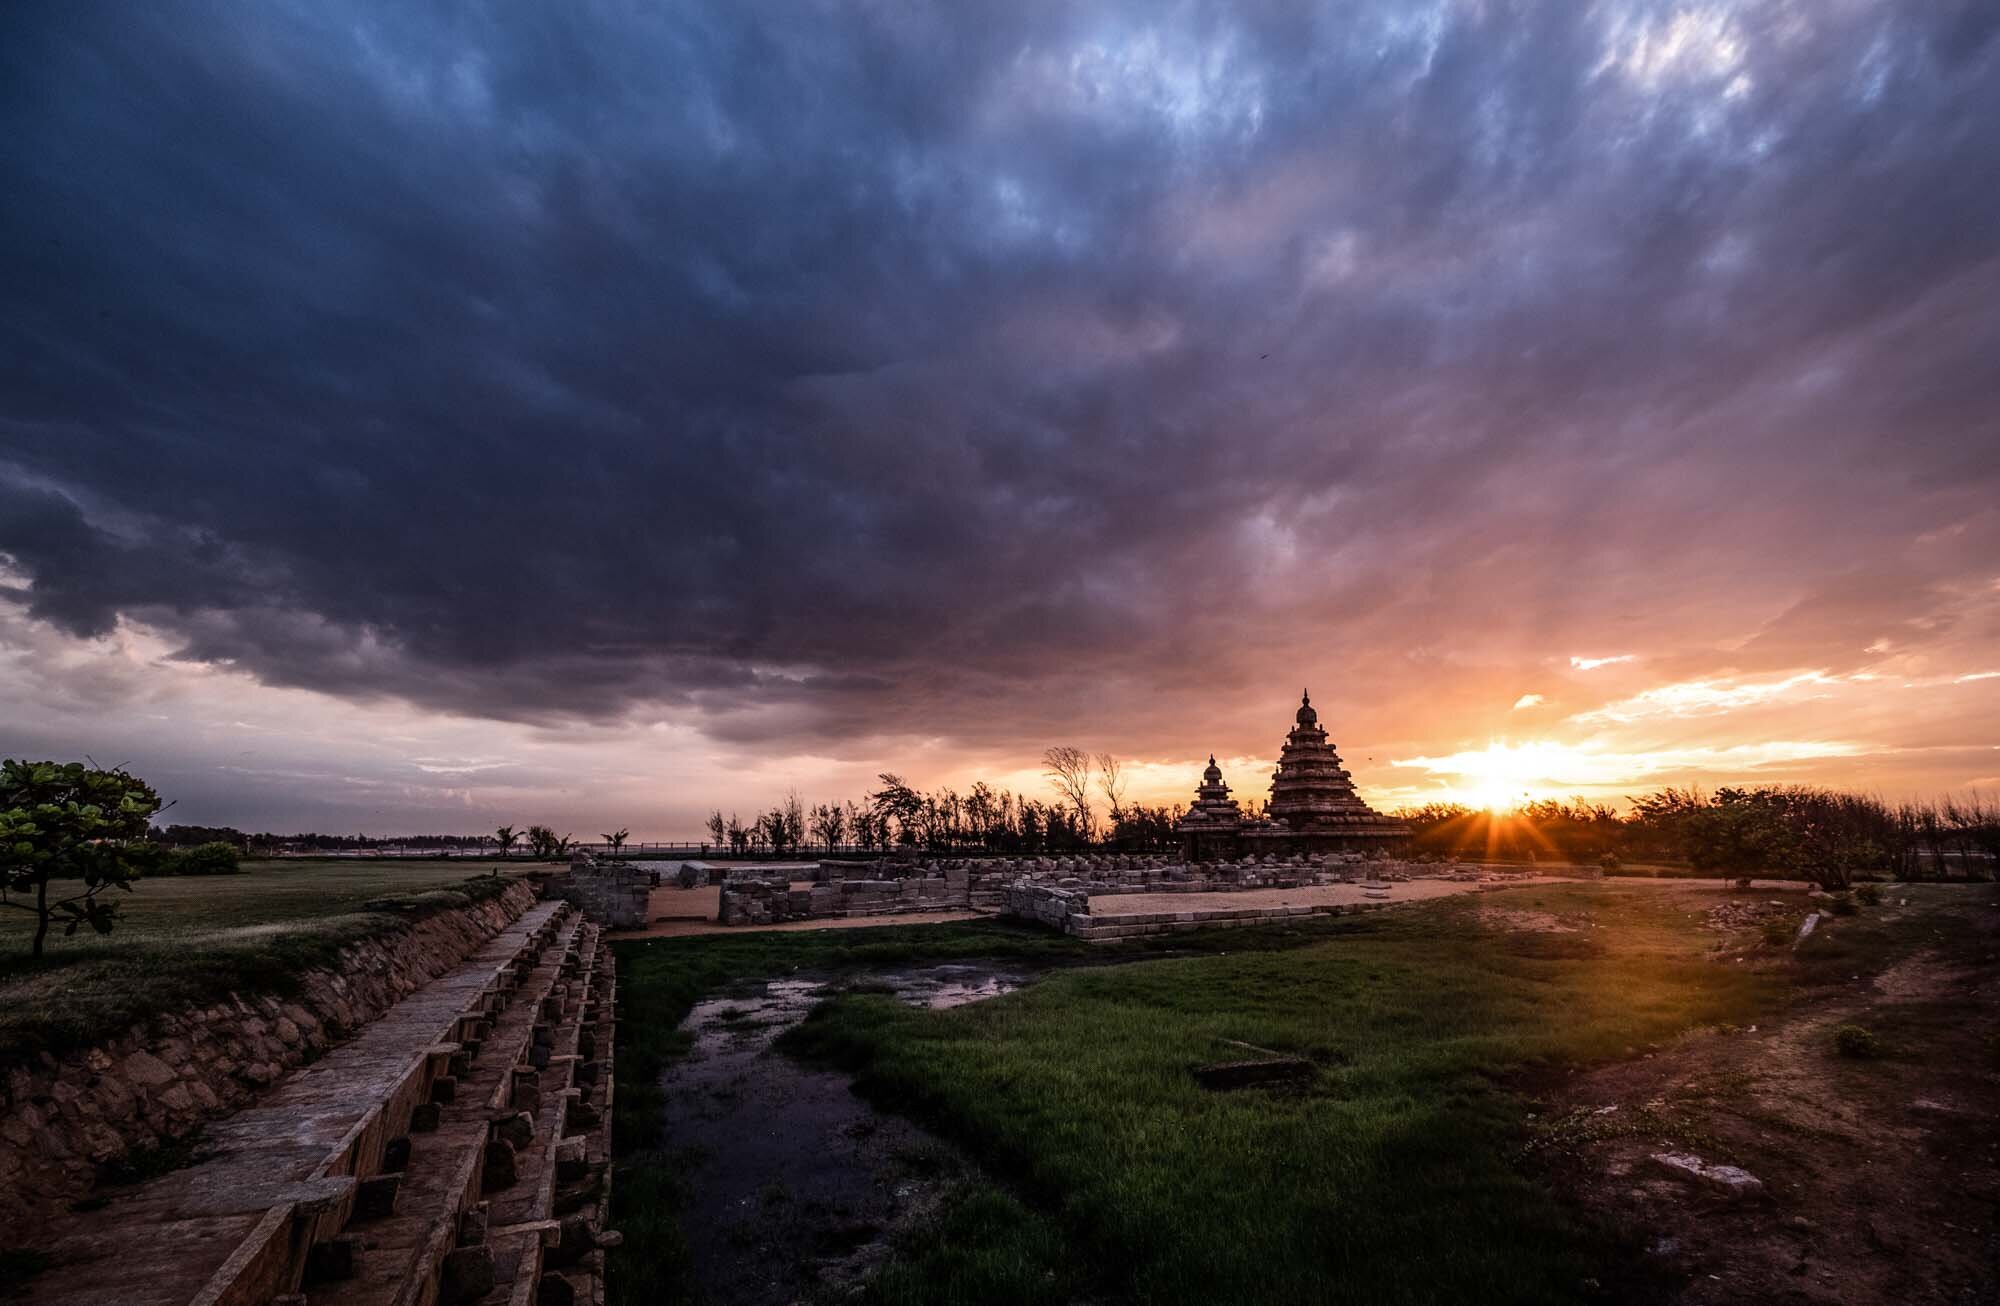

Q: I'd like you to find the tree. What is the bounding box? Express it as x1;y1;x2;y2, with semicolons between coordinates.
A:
1684;788;1797;884
810;802;846;851
1095;753;1128;830
1043;746;1094;840
869;774;924;846
725;813;748;855
525;825;572;859
782;790;806;853
493;825;519;863
1;760;163;959
758;808;790;855
705;810;726;849
603;827;630;854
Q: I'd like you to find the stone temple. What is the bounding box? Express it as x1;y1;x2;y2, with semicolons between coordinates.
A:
1177;691;1411;860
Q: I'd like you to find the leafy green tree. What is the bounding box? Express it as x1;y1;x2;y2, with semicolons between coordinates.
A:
493;825;519;858
1685;788;1798;884
603;827;630;854
1;760;164;959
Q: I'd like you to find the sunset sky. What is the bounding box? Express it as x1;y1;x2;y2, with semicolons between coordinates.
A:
3;2;1997;837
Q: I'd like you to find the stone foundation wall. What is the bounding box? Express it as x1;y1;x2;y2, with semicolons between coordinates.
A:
719;872;969;925
713;855;1544;927
555;854;656;928
0;879;539;1242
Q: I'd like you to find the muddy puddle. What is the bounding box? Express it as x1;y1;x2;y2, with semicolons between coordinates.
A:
656;963;1030;1305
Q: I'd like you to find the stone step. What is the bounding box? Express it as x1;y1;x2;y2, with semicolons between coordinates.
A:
308;916;594;1306
25;901;571;1306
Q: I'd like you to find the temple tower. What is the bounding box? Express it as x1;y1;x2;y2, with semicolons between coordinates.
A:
1264;690;1387;828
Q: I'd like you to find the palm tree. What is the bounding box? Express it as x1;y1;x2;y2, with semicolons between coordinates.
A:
492;825;519;875
603;827;630;855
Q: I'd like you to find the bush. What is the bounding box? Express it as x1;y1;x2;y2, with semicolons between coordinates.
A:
153;842;242;877
1827;893;1858;916
1733;876;1754;890
1855;884;1882;906
1832;1023;1882;1058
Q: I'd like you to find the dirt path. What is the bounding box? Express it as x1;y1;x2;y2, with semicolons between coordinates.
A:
1528;887;2000;1305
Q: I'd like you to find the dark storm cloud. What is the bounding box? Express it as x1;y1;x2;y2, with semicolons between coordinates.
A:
3;1;1998;750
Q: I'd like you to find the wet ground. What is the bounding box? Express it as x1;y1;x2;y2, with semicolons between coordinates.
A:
656;963;1030;1305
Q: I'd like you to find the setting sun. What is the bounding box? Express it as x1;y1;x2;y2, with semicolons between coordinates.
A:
1397;741;1584;811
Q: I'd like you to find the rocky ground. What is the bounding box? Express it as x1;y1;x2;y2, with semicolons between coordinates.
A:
1526;886;2000;1306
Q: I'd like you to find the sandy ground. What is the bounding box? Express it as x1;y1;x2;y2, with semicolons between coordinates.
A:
1089;874;1579;916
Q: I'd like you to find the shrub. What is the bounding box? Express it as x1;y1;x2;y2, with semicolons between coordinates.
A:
1832;1023;1882;1058
1827;893;1857;916
1855;883;1882;906
151;842;243;876
1598;853;1621;873
1733;876;1754;890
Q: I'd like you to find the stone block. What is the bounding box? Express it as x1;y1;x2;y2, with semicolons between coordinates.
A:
482;1137;518;1191
356;1171;402;1220
441;1245;496;1305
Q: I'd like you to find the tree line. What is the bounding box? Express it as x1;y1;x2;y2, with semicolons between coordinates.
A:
701;748;1183;857
1399;786;2000;888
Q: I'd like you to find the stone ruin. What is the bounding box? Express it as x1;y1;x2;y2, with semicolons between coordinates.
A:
709;849;1540;928
548;850;657;929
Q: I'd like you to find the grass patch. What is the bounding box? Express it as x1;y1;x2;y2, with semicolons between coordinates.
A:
0;863;529;1057
611;887;1789;1305
1832;1023;1884;1059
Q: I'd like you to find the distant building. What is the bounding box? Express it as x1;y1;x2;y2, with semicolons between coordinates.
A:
1177;691;1410;860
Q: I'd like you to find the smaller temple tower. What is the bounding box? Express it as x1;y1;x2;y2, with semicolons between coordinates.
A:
1177;755;1244;861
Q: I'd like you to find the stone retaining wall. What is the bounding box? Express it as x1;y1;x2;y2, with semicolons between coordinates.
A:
0;879;539;1242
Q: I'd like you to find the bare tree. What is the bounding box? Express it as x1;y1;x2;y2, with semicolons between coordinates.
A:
810;801;846;852
1043;746;1094;840
1095;753;1128;828
704;810;726;849
783;789;806;852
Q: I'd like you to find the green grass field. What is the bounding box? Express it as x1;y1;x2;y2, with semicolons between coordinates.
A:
610;885;1790;1306
0;858;532;1054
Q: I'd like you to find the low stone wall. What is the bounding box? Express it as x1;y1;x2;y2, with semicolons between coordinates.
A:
719;872;969;925
0;879;539;1242
1000;882;1090;931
